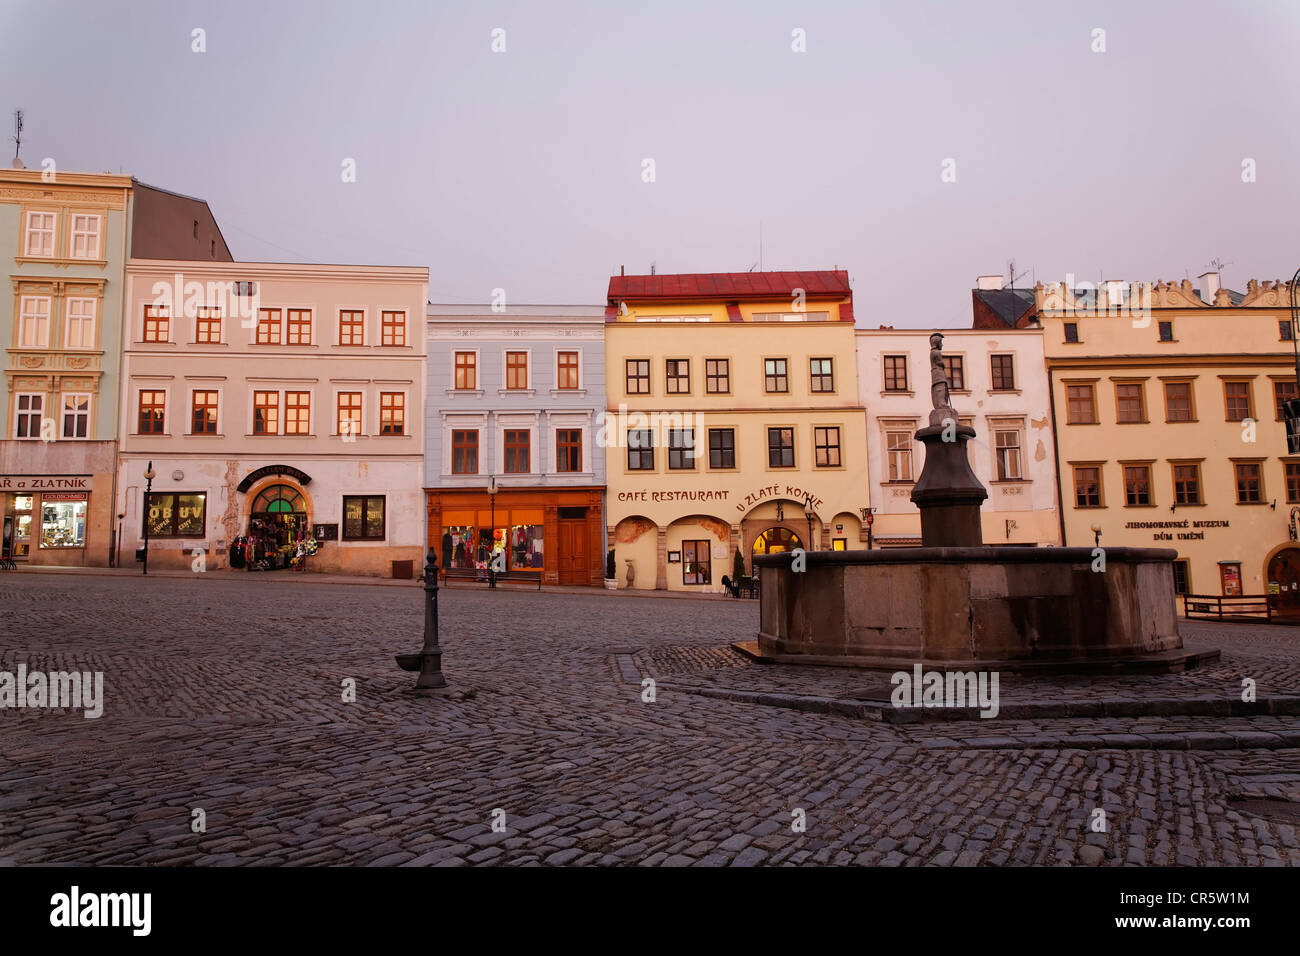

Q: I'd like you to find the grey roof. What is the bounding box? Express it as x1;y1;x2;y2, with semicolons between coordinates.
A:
974;288;1036;327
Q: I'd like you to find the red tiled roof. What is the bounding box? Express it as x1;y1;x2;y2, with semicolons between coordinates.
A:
607;270;851;302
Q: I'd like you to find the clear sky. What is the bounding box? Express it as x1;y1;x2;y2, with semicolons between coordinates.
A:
4;0;1299;325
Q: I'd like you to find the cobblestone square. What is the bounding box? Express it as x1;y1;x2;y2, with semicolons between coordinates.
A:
1;572;1298;867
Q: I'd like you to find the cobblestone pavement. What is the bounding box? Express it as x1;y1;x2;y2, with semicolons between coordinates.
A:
1;574;1298;866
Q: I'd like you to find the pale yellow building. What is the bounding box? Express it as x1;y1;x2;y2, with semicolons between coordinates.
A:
604;271;870;591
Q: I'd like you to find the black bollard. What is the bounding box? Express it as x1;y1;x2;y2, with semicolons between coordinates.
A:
396;548;447;690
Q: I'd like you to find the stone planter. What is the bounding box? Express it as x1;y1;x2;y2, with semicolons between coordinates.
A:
604;579;617;590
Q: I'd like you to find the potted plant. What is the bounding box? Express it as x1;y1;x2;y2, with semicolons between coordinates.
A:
605;548;618;589
734;547;745;583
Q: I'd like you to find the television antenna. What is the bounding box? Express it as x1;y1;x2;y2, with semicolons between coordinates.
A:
12;109;23;162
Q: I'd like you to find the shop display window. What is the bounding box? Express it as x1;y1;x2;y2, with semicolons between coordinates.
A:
41;500;86;548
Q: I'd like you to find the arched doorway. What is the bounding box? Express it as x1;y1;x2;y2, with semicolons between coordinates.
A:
250;483;309;550
752;527;802;555
1266;545;1300;619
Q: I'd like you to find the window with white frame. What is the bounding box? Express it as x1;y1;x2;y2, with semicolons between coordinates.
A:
18;296;51;347
24;212;55;257
886;430;914;482
14;393;44;439
69;214;101;259
61;393;90;439
994;427;1023;480
65;298;97;349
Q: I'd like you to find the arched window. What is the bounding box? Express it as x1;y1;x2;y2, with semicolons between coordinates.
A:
752;527;801;555
251;484;305;514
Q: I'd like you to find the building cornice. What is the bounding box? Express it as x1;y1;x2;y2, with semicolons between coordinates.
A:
127;259;429;282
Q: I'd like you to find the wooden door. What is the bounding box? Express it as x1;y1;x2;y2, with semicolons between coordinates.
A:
558;519;588;585
1268;548;1300;617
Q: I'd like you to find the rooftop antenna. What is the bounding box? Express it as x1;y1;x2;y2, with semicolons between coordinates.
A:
12;109;23;162
650;261;656;276
759;221;764;272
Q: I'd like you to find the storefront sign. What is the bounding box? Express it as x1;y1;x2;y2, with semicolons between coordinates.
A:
313;523;338;541
237;465;313;493
41;493;88;502
616;489;730;503
1124;518;1230;542
735;484;823;513
667;551;681;563
0;476;92;491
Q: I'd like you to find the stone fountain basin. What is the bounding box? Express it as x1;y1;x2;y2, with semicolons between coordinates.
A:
752;546;1214;672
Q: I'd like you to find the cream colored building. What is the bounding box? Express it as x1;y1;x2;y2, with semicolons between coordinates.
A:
857;327;1060;547
604;271;870;591
116;259;428;575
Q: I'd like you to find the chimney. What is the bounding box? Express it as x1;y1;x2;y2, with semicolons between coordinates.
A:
976;275;1003;291
620;265;624;276
1103;279;1125;307
1198;271;1220;304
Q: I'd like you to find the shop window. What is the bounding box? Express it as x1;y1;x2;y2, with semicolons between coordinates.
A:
814;426;841;467
15;393;43;439
668;429;695;470
144;492;206;538
508;524;544;569
706;359;730;394
752;527;801;555
41;498;87;548
256;308;282;344
61;393;90;439
832;538;847;551
556;429;582;472
381;311;406;347
764;358;788;393
681;540;711;586
339;310;365;346
343;495;385;540
708;428;735;469
504;429;530;473
809;358;834;393
9;495;34;557
768;427;795;468
627;430;654;470
287;308;312;345
452;430;479;474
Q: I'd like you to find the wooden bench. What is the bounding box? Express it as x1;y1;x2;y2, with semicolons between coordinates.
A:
441;567;543;590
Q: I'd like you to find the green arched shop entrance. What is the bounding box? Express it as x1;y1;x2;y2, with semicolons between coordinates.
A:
250;484;308;549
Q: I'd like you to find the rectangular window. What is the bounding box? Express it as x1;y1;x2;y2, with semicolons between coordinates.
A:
1064;322;1079;343
1066;384;1097;424
1164;382;1194;422
994;429;1022;480
1115;383;1145;423
556;428;582;472
336;392;362;438
191;390;218;435
682;540;711;586
343;495;386;540
256;308;282;344
144;492;206;538
195;306;222;344
1234;462;1263;503
1282;320;1295;342
810;358;834;393
1173;463;1202;505
883;355;909;392
705;359;730;394
942;355;965;391
768;427;795;468
708;428;735;469
1158;321;1174;342
379;392;405;436
60;394;89;439
454;351;477;390
887;431;913;482
143;305;169;343
504;429;530;473
65;298;96;349
41;498;87;548
1172;560;1190;596
253;391;279;435
138;390;166;434
557;351;580;390
1224;381;1253;422
18;296;51;347
627;429;654;471
69;214;100;259
506;351;528;390
15;393;43;439
381;311;405;347
990;354;1016;390
1074;466;1102;508
286;308;312;345
668;429;695;470
285;391;310;435
24;211;55;257
666;359;690;394
1124;465;1152;506
764;358;789;393
814;426;841;467
1275;380;1298;420
451;430;479;474
339;310;364;346
626;359;650;395
1287;462;1300;504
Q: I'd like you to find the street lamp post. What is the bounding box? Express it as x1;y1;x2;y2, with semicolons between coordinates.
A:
1285;267;1300;453
488;474;497;589
860;507;874;550
1091;522;1102;548
804;495;816;551
142;461;156;576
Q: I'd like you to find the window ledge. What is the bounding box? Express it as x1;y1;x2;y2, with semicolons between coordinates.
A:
989;388;1021;395
15;256;108;268
499;388;537;397
990;479;1031;485
881;390;914;398
550;388;586;397
446;389;485;397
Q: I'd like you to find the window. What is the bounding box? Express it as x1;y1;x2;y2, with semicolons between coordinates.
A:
1224;381;1253;422
1064;322;1079;343
887;431;913;481
1173;463;1202;505
814;426;841;467
708;428;735;469
1234;462;1263;503
764;358;789;393
195;306;222;344
143;492;206;538
1115;383;1146;424
1066;384;1097;424
556;429;582;472
24;212;55;257
942;355;965;391
336;392;362;438
138;390;166;434
557;351;580;390
18;296;50;348
286;308;312;345
990;354;1016;390
65;298;96;349
1124;465;1152;506
768;427;795;468
285;391;310;435
41;498;87;548
15;393;43;439
682;540;711;586
256;308;282;345
143;305;170;343
504;429;530;473
810;358;834;393
1073;466;1102;508
668;429;695;470
1275;380;1298;420
705;359;730;394
626;359;650;395
379;392;405;436
1288;462;1300;504
1172;560;1190;596
1164;382;1195;422
883;355;909;392
1281;320;1294;342
69;214;100;259
666;359;690;394
253;391;279;435
452;430;478;474
627;430;654;470
506;351;528;390
191;390;218;435
1158;321;1174;342
343;496;386;541
454;351;477;390
339;310;364;346
381;311;406;347
994;429;1021;480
